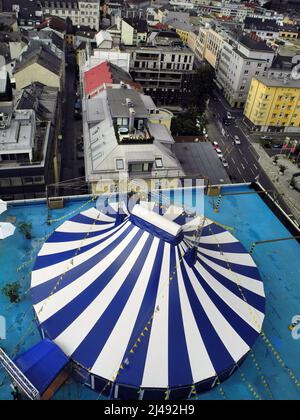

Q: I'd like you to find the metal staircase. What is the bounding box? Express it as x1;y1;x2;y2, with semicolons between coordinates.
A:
0;348;40;400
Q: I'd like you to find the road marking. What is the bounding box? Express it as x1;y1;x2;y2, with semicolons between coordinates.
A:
237;167;242;175
238;148;243;156
241;163;246;170
253;164;258;170
243;157;249;164
231;157;236;165
250;168;256;176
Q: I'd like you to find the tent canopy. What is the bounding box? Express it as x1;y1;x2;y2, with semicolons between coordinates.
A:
31;202;265;393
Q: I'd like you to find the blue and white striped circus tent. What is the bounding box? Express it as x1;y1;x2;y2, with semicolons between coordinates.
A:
31;201;265;400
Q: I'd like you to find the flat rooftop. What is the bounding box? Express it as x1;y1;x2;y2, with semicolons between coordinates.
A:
0;184;299;399
107;89;149;118
254;75;300;88
173;142;231;185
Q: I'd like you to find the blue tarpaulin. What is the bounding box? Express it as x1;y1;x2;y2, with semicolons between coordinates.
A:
14;339;69;395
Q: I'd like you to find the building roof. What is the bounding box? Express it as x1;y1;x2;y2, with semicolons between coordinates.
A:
123;18;148;33
107;88;148;118
173;142;231;185
2;0;43;23
254;75;300;88
238;34;274;52
244;17;279;32
84;61;133;96
16;82;59;122
27;30;64;52
14;44;62;76
36;16;67;32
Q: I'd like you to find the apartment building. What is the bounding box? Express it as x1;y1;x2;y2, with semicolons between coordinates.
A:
120;18;148;46
42;0;100;30
217;35;275;108
243;17;280;41
244;76;300;133
1;0;100;30
82;82;183;192
13;43;64;92
194;23;233;68
0;82;59;199
125;32;195;106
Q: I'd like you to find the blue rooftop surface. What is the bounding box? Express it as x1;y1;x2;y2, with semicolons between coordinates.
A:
0;184;300;400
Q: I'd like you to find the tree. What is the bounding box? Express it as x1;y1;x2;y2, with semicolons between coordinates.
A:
182;64;214;114
171;107;206;136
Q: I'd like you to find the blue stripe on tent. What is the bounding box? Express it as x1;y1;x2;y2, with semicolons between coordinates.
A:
31;223;135;305
198;251;261;280
199;241;247;254
185;223;225;238
71;234;155;370
191;264;260;348
45;228;114;243
34;222;127;270
71;213;115;225
40;228;147;342
180;259;235;374
168;247;193;388
116;241;166;387
199;258;265;313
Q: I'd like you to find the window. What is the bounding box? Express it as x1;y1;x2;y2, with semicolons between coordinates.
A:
155;158;163;168
116;159;124;170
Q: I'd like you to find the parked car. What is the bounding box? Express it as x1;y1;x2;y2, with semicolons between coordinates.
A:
223;118;231;126
273;143;283;149
260;135;273;141
221;157;229;168
215;148;223;159
234;135;241;145
212;141;219;149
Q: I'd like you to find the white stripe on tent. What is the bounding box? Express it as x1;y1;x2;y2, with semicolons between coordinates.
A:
54;232;151;358
38;222;125;256
141;242;170;388
81;208;116;223
33;225;140;319
31;222;132;287
200;254;265;297
183;217;212;232
163;205;184;221
199;231;239;245
194;262;264;332
198;247;257;267
186;261;250;363
91;237;161;380
55;220;115;233
176;249;216;383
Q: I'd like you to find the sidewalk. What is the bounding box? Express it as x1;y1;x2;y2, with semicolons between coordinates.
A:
252;143;300;224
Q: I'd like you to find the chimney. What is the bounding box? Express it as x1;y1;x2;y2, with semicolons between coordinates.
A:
129;107;135;132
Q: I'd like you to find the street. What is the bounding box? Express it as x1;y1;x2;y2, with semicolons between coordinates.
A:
60;50;84;195
60;48;85;193
206;91;294;216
